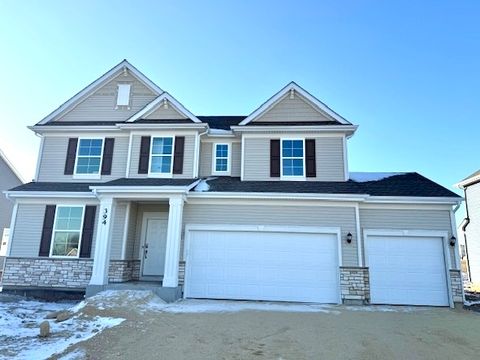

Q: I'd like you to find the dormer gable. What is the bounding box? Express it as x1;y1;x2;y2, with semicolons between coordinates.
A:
126;92;201;123
239;82;352;126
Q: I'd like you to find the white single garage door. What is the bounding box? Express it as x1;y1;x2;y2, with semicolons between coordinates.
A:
184;227;340;303
365;234;449;306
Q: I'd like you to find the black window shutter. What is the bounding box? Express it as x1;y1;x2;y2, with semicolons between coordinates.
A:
79;206;96;258
173;136;185;174
138;136;151;174
39;205;56;257
64;138;78;175
305;139;317;178
270;139;281;177
101;138;115;175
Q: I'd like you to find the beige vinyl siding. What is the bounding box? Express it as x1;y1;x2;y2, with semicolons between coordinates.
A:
198;141;241;177
0;157;22;231
37;136;129;182
255;93;333;123
243;137;345;181
56;73;157;123
10;203;99;258
183;203;358;266
129;135;195;178
231;142;241;177
359;208;456;266
199;142;212;177
124;202;138;260
465;184;480;282
144;106;186;119
110;203;128;260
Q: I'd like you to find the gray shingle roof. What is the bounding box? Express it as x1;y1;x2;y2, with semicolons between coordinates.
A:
8;174;459;198
199;173;460;198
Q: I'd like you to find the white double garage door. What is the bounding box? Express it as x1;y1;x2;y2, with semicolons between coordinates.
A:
184;226;451;306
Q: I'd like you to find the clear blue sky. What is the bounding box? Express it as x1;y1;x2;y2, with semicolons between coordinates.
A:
0;1;478;221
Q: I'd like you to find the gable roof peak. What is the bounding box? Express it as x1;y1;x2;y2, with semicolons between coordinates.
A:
37;60;163;125
239;81;352;126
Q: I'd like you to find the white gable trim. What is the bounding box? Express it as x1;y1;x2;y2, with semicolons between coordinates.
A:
239;82;352;126
37;60;163;125
126;92;201;123
0;148;25;183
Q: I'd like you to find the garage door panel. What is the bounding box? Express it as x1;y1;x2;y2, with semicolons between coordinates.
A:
185;229;339;303
366;235;449;306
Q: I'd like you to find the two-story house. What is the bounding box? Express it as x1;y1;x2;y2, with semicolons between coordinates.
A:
1;60;463;307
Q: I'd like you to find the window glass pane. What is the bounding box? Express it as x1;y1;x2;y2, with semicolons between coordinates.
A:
216;158;228;172
216;144;228;158
76;138;102;174
152;137;173;155
51;232;80;257
282;159;304;176
150;156;172;173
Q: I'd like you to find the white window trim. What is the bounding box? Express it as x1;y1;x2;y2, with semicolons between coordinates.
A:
73;137;105;180
49;205;85;259
148;136;175;178
280;138;306;180
212;143;230;175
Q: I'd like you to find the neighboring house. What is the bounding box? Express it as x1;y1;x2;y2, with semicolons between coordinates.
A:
0;149;23;269
1;60;463;307
457;170;480;287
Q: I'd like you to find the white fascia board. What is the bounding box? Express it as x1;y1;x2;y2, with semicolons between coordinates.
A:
187;191;368;202
37;60;162;125
231;125;358;133
4;191;96;199
455;175;480;189
29;125;125;135
238;82;352;126
117;123;207;131
364;196;463;205
90;180;200;194
126;92;201;123
0;148;25;183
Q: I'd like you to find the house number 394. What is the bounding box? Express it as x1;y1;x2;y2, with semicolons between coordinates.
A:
102;208;108;225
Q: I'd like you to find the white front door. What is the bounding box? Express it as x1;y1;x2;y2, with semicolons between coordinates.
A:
184;227;340;303
365;234;449;306
141;213;168;277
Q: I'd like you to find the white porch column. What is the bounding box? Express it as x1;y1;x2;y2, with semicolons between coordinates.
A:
89;197;114;287
163;196;185;287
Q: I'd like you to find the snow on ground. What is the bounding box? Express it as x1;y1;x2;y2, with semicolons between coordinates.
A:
349;172;405;182
0;294;124;360
75;291;429;315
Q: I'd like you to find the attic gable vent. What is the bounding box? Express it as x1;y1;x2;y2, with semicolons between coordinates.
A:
116;83;131;107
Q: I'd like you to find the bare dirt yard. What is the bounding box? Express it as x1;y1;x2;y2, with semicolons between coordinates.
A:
2;291;480;359
54;292;480;360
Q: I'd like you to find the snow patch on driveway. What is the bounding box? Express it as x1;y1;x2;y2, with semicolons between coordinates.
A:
0;294;124;360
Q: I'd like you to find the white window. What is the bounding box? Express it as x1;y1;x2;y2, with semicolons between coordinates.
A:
213;143;230;174
75;138;104;176
116;83;131;107
281;139;305;178
50;206;84;258
149;137;174;176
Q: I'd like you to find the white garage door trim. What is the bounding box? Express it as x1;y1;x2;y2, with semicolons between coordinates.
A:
364;229;453;308
183;224;343;304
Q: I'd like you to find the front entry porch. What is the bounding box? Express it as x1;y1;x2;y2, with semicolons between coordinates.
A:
86;190;186;302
